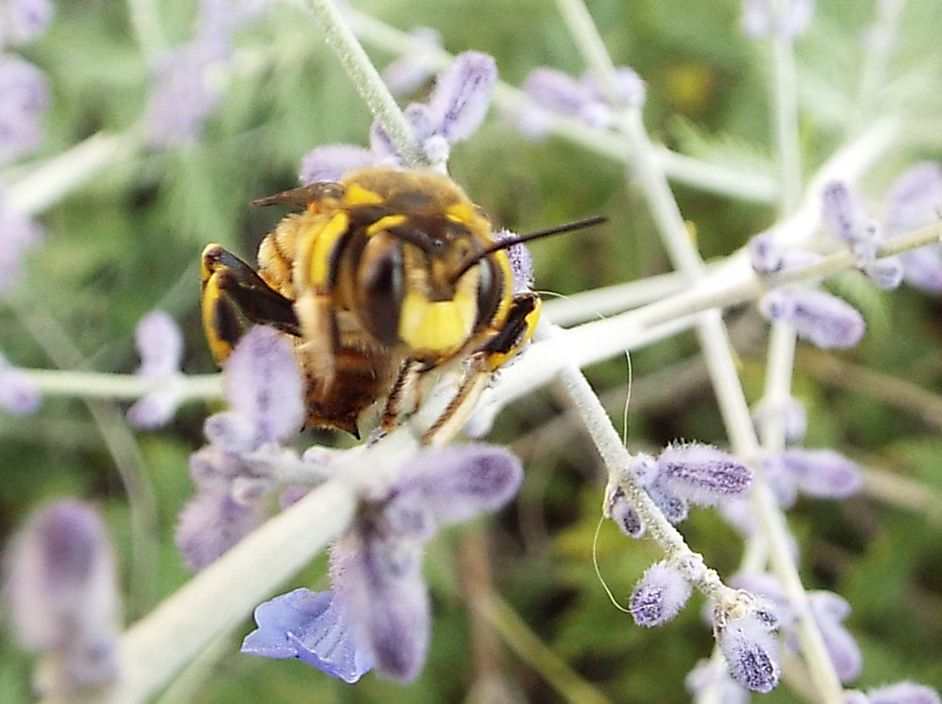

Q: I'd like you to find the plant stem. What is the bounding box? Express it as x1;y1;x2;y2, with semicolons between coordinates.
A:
299;0;427;167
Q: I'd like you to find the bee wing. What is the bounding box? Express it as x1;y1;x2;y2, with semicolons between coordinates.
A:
250;183;344;210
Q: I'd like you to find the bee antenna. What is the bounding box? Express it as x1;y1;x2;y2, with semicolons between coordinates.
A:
451;215;607;282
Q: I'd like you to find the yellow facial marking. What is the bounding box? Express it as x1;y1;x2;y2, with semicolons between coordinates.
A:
201;274;232;363
308;212;350;287
399;287;476;354
445;202;477;226
344;183;384;206
366;214;407;236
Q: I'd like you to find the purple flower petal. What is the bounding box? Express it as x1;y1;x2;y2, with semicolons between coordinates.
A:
299;144;377;185
864;256;904;290
523;67;598;120
381;27;442;96
222;326;304;444
0;54;49;165
0;0;54;46
656;443;753;506
144;40;226;148
4;501;120;688
716;611;781;693
760;288;866;350
390;444;523;529
823;181;870;245
330;526;430;682
686;659;751;704
607;485;645;538
426;51;496;144
749;232;783;274
175;485;263;570
629;561;692;627
899;246;942;294
867;682;941;704
772;448;862;499
135;310;183;378
885;162;942;236
818;617;862;683
495;229;534;293
127;390;180;429
241;588;373;683
0;355;40;414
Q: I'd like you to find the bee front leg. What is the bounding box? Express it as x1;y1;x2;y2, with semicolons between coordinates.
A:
421;292;542;446
200;244;300;363
380;359;426;433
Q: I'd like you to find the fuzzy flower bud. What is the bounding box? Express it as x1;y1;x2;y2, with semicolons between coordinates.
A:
381;27;442;95
656;443;753;506
629;561;692;627
741;0;815;39
4;501;120;693
299;144;377;185
715;608;781;693
823;181;870;245
0;350;40;414
686;659;750;704
426;51;495;145
0;0;54;46
0;54;49;165
127;310;185;428
749;232;783;274
866;682;941;704
760;287;865;349
771;448;862;499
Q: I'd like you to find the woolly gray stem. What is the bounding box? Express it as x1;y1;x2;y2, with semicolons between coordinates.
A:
299;0;427;167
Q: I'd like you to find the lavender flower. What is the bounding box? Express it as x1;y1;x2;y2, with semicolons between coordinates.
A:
4;501;120;693
381;27;442;96
0;349;40;414
749;232;783;274
0;0;54;46
741;0;815;39
767;448;863;500
242;588;372;683
884;163;942;293
810;591;861;682
714;607;781;693
243;444;523;682
299;51;497;181
656;443;753;506
177;326;306;570
866;682;942;704
685;659;750;704
629;561;692;627
0;53;49;166
495;228;534;293
127;310;185;428
759;287;865;349
752;395;807;444
823;181;870;245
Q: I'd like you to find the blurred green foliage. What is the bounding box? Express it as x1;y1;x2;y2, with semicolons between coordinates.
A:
2;0;942;702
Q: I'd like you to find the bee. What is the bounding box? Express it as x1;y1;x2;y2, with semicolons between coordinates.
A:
200;166;601;445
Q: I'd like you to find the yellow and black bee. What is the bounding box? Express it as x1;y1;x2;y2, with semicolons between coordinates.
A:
200;167;555;445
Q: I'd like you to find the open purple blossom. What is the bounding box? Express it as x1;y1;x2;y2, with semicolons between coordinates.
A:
300;52;496;181
381;27;442;95
629;561;692;627
127;310;185;428
865;682;942;704
3;501;120;694
741;0;815;39
713;602;781;693
760;287;865;349
0;53;49;166
0;0;54;46
243;443;523;682
0;348;40;414
242;588;372;683
0;193;43;295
